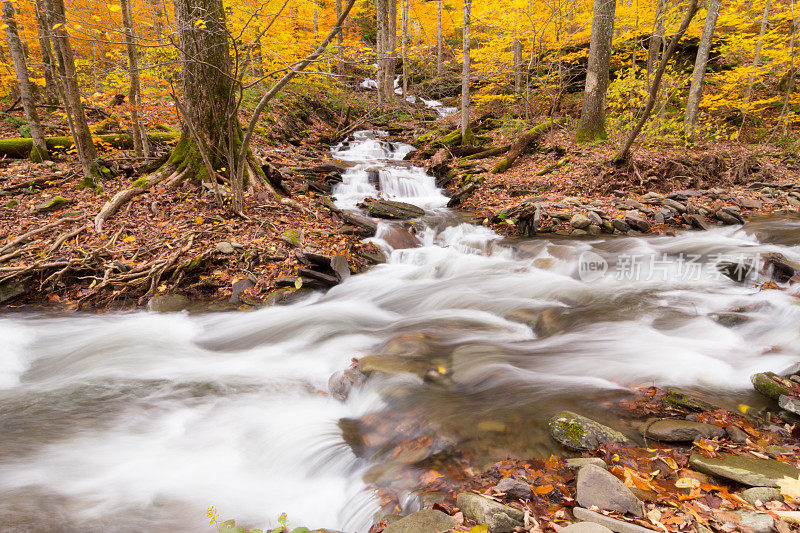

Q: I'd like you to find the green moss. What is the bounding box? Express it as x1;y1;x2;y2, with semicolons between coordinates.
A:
5;199;18;208
29;145;47;163
33;196;67;213
78;177;97;190
752;372;794;400
461;127;475;147
576;125;608;144
492;158;510;173
130;176;148;188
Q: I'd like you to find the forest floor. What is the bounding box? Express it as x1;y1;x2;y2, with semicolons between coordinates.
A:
0;84;799;310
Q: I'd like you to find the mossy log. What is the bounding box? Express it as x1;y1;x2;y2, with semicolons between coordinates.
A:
464;144;511;160
491;119;559;174
0;131;178;159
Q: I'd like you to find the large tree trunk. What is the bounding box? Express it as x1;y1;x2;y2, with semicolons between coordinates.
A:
576;0;617;142
336;0;344;75
385;0;398;97
401;0;408;95
2;0;48;162
43;0;101;183
460;0;472;138
376;0;387;104
740;0;772;125
513;38;523;93
33;0;59;105
120;0;149;158
683;0;722;136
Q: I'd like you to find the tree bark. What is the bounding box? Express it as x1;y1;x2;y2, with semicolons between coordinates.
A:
615;0;699;161
437;0;442;76
33;0;59;104
401;0;408;95
120;0;149;157
336;0;344;75
740;0;772;126
2;0;48;162
646;0;665;78
386;0;397;96
460;0;472;138
376;0;387;104
576;0;617;142
683;0;722;136
43;0;101;183
513;38;523;93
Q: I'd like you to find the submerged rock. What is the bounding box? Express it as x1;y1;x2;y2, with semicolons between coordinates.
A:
456;492;524;533
576;464;644;517
689;452;800;487
383;509;456;533
549;411;630;451
644;419;725;442
495;477;532;500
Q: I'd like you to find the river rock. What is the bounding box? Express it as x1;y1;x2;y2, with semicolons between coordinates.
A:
736;511;775;533
577;464;644;517
383;509;456;533
33;196;68;213
688;214;711;231
644;419;725;442
717;261;755;283
571;214;591;229
726;425;750;444
566;458;607;470
495;477;532;500
662;198;686;213
146;293;191;312
560;523;613;533
612;219;630;233
216;241;236;254
358;354;428;378
549;411;630;451
741;487;783;506
689;452;800;487
779;395;800;415
587;211;603;225
572;507;657;533
0;280;26;303
365;199;425;220
328;368;365;401
625;213;650;233
752;372;794;400
716;209;744;225
279;229;304;247
456;493;524;533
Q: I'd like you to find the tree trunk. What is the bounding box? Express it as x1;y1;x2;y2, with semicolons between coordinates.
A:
683;0;722;136
336;0;344;75
646;0;665;78
2;0;48;162
740;0;772;124
437;0;442;76
120;0;149;157
33;0;59;105
43;0;101;183
376;0;386;104
513;38;523;93
460;0;471;138
386;0;397;96
576;0;617;142
770;1;797;138
615;0;698;161
401;0;408;95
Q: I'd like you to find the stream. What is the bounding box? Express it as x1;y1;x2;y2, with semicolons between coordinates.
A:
1;125;800;532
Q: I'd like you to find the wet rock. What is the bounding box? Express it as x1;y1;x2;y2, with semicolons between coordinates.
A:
534;309;563;337
33;196;68;213
364;199;425;220
340;211;378;236
688;214;711;231
625;213;650;233
383;509;456;533
661;390;717;412
566;458;607;470
549;411;630;451
358;354;428;378
726;425;750;443
752;372;794;400
146;293;191;313
741;487;783;506
716;208;744;225
0;280;26;303
762;252;799;283
587;225;602;236
736;511;775;533
644;419;725;442
577;464;644;517
778;395;800;415
561;523;613;533
328;368;365;401
612;219;630;233
456;492;524;533
601;221;614;233
571;214;591;229
550;211;571;221
495;477;532;500
737;197;763;210
360;250;387;264
229;278;254;304
689;452;800;487
572;507;656;533
216;241;236;254
710;312;750;327
279;229;305;247
717;261;754;283
571;229;588;236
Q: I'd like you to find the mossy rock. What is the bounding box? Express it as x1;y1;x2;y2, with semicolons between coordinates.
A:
549;411;630;451
33;196;68;213
752;372;794;400
365;199;424;220
662;390;718;412
689;452;800;487
439;130;462;147
280;228;305;247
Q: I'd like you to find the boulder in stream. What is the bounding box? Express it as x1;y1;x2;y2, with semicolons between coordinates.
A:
383;509;456;533
456;492;524;533
644;419;725;442
689;452;800;487
549;411;630;451
363;199;425;220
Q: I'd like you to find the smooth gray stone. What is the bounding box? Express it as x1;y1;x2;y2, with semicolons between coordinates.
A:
383;509;456;533
689;452;800;487
576;464;643;517
566;458;607;470
740;487;783;506
644;419;725;442
572;507;659;533
456;492;524;533
560;523;614;533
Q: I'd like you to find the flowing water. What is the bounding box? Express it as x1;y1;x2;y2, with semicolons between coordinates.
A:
2;129;800;533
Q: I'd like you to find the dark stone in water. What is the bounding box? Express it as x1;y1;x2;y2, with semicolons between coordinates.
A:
363;199;425;220
717;261;754;283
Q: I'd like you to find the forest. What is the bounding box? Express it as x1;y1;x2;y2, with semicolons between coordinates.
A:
1;0;800;532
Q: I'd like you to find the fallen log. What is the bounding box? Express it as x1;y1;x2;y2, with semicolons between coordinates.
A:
464;144;511;161
0;131;178;159
491;119;560;173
